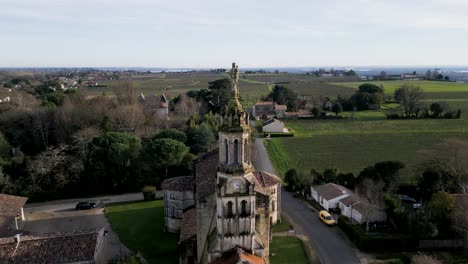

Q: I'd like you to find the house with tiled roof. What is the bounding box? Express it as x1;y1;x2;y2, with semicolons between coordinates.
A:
310;183;386;224
262;118;287;133
0;194;28;236
252;102;287;120
161;176;195;232
0;228;107;264
311;183;352;211
163;63;282;264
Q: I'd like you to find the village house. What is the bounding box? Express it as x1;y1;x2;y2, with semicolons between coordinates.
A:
310;183;386;224
401;73;423;81
252;102;287;120
0;228;107;264
262;118;287;133
138;92;170;120
0;194;28;236
311;183;351;211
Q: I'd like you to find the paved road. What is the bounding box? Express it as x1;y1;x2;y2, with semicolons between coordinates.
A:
253;138;361;264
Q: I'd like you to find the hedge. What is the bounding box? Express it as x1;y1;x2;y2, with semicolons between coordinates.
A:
264;132;294;138
338;216;417;252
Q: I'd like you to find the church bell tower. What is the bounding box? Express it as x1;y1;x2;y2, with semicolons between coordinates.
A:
210;63;259;261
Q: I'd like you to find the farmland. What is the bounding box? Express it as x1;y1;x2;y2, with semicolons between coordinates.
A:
81;72;270;107
334;80;468;94
265;116;468;184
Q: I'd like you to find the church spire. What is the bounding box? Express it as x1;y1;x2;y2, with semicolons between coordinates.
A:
230;62;240;100
220;63;249;132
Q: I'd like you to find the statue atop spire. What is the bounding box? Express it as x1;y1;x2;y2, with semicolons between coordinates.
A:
230;62;240;99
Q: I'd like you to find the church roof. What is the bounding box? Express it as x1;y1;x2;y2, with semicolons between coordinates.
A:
0;193;28;235
179;207;197;242
161;176;194;192
194;149;219;200
0;229;104;264
253;171;282;188
211;246;265;264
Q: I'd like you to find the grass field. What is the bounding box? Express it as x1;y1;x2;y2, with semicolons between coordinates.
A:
265;117;468;183
270;237;309;264
106;200;178;264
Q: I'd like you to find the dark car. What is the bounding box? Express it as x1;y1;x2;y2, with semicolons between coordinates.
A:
75;202;97;210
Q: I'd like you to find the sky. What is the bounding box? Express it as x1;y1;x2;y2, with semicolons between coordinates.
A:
1;0;468;68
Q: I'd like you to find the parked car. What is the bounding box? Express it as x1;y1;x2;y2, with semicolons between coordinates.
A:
75;202;97;210
319;210;335;226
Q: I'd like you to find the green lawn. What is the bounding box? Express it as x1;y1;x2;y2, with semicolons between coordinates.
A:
334;80;468;94
271;217;293;233
106;200;178;264
266;118;468;183
270;237;309;264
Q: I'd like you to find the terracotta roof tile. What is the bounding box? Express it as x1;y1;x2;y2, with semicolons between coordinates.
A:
254;102;274;106
211;247;265;264
253;171;281;188
274;104;287;110
161;176;194;191
0;229;104;264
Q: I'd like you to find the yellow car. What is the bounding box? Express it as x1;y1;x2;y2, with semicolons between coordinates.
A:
319;210;336;226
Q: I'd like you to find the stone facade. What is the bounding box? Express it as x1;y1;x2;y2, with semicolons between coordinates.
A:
161;176;195;233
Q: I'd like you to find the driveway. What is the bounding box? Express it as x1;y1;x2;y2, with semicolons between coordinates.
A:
253;138;361;264
23;192;151;262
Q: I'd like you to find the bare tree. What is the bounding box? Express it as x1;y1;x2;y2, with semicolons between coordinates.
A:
110;104;145;133
113;79;139;105
416;139;468;193
394;84;425;117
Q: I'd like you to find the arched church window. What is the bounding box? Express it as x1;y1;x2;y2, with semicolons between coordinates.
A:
224;139;228;164
227;201;233;217
271;200;276;212
234;139;239;164
171;205;176;218
241;200;248;216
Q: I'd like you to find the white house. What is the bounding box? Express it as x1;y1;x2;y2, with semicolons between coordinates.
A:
310;183;351;211
350;202;386;224
338;195;359;219
262;118;286;133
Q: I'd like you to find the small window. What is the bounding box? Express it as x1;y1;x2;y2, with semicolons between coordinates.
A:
227;201;233;217
241;200;248;216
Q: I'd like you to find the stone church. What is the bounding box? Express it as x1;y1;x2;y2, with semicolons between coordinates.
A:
162;63;282;264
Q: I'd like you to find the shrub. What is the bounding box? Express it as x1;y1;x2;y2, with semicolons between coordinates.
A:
264;132;294;138
142;185;156;201
337;216;416;252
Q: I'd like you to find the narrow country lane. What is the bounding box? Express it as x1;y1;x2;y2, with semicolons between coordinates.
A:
253;138;361;264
